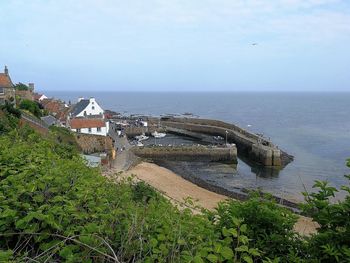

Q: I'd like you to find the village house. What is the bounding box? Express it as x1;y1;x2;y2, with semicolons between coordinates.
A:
70;118;109;136
0;66;15;105
33;92;48;102
41;98;67;117
68;97;110;136
70;97;104;118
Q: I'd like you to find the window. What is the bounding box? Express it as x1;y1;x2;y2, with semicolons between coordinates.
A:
97;127;101;132
88;128;92;133
77;128;81;133
92;106;95;110
0;87;4;94
84;111;87;116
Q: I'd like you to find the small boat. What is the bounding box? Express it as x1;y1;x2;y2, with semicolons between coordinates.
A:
135;134;149;141
213;136;224;140
152;131;166;138
137;141;144;147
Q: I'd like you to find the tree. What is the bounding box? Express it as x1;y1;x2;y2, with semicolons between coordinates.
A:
14;82;30;91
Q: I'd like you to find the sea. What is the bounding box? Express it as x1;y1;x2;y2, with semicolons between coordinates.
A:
47;91;350;202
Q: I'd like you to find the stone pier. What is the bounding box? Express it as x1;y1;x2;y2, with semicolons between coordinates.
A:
132;145;237;164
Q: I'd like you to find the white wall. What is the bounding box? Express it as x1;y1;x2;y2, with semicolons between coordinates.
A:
71;126;108;136
76;98;104;117
39;95;48;101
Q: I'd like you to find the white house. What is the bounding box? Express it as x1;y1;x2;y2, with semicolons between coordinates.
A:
70;118;109;136
70;97;104;118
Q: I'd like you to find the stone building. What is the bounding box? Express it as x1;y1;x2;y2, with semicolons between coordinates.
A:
0;66;15;105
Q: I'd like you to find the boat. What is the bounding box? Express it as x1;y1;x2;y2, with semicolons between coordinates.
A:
213;136;224;140
137;141;144;147
151;131;166;138
135;134;149;141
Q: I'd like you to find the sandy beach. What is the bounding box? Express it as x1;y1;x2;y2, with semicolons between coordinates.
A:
121;161;319;235
126;162;228;210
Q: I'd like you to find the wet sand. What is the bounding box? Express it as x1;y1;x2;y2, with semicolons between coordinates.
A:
124;162;319;235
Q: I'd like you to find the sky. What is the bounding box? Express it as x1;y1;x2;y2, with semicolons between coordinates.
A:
0;0;350;92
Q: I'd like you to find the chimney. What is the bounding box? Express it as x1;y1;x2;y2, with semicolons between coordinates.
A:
4;66;8;75
28;83;34;91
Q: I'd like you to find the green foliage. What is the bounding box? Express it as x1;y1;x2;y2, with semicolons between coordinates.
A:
14;82;29;91
211;192;304;261
19;99;42;117
0;102;20;134
49;125;81;151
302;160;350;262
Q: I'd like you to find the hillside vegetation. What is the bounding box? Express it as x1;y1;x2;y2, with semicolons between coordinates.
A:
0;108;349;262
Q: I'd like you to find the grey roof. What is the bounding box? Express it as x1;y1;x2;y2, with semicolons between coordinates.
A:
41;115;58;126
70;99;90;117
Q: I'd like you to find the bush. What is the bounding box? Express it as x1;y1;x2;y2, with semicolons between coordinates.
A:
19;99;42;117
302;161;350;262
0;102;20;134
14;82;29;91
211;192;304;261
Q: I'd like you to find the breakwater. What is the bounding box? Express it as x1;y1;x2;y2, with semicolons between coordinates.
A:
132;145;237;163
155;117;292;167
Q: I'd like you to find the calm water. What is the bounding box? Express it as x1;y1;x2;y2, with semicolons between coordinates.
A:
48;91;350;201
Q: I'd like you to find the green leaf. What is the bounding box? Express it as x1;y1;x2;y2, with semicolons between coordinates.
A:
239;235;249;245
235;245;249;252
207;254;218;263
150;238;158;247
248;248;261;256
222;227;230;237
0;250;13;261
228;228;238;237
193;255;204;263
240;224;247;233
177;239;186;245
157;234;166;241
220;247;234;260
243;255;253;263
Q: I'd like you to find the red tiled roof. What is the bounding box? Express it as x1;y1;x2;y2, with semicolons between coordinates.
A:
70;118;106;129
43;100;65;114
0;73;13;88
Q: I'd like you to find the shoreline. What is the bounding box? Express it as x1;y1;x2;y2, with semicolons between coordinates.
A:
123;161;318;236
153;160;303;212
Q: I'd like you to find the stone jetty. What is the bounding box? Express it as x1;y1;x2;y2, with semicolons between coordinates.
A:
156;117;292;167
132;145;237;163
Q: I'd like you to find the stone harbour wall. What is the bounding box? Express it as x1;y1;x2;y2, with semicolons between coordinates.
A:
132;145;237;163
75;133;114;154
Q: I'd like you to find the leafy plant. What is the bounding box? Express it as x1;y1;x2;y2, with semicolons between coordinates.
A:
302;160;350;262
19;99;42;117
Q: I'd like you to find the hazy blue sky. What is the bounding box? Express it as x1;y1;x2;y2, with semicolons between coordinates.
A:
0;0;349;92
